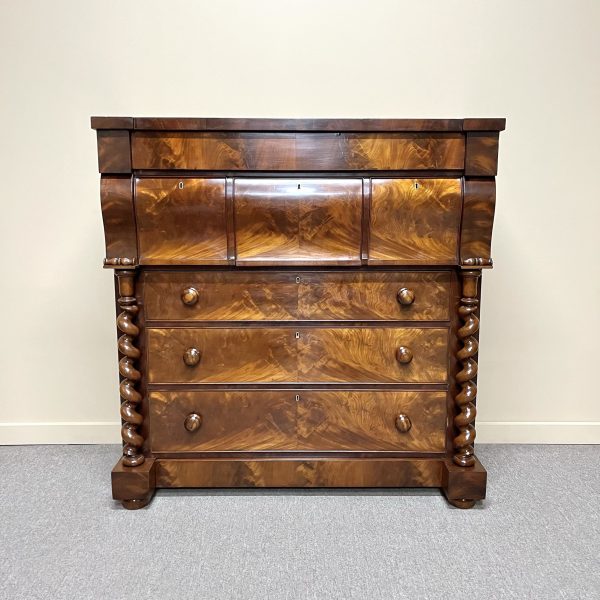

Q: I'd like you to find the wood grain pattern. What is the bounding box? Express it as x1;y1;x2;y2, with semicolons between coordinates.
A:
461;178;496;266
92;116;503;508
147;327;297;383
149;390;447;452
135;178;227;265
100;175;136;266
155;457;444;488
92;116;506;132
147;326;448;384
465;132;500;176
131;132;465;171
298;328;448;383
297;271;451;321
144;271;298;321
143;271;451;322
234;179;362;265
369;178;462;264
96;130;131;173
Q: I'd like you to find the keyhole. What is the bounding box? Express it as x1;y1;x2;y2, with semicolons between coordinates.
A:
178;181;184;190
296;276;301;284
295;395;300;402
414;182;419;189
295;332;300;339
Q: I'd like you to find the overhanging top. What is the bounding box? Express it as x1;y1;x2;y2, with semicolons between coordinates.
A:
91;117;506;132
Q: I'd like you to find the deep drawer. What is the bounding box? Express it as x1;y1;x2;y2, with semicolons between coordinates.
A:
148;390;447;452
143;271;451;322
146;327;449;384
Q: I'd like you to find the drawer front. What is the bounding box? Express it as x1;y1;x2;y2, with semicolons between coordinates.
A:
298;328;448;383
369;178;462;264
297;272;450;321
147;328;297;384
234;178;363;265
143;271;451;322
147;327;448;384
149;390;447;452
135;178;227;265
132;132;465;171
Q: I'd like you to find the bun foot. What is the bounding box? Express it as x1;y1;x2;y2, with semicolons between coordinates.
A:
121;496;151;510
449;498;476;509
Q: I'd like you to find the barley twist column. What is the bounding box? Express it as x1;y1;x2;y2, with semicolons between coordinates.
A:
454;270;481;467
116;270;144;467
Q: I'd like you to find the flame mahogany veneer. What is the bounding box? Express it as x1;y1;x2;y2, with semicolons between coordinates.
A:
92;116;504;510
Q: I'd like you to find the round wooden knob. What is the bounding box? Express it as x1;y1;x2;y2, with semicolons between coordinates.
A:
396;346;413;364
397;288;415;306
395;414;412;433
181;287;199;306
183;347;201;366
184;413;202;432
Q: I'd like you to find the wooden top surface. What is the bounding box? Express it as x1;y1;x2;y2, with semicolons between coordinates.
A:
91;117;506;132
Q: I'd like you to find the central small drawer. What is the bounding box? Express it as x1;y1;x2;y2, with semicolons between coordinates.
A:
143;271;451;321
146;326;449;384
148;390;448;452
234;178;363;265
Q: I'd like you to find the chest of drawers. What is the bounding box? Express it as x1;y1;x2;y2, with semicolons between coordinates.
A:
92;117;504;509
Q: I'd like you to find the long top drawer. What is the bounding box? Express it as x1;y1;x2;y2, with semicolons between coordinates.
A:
143;271;451;322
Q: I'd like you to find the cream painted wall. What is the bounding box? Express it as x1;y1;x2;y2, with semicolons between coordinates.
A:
1;0;599;444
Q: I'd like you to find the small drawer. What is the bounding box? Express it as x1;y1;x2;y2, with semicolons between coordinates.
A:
369;178;462;265
135;178;227;265
143;271;451;322
146;327;448;384
234;178;363;266
149;390;447;453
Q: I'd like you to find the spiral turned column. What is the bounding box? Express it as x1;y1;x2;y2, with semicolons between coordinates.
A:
454;270;481;467
116;270;144;467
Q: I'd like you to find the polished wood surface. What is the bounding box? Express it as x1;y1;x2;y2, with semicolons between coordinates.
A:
298;328;448;383
92;116;506;132
147;327;297;383
155;457;443;488
93;116;503;509
96;130;131;174
461;178;496;267
116;270;144;467
454;270;481;467
100;175;136;266
149;390;446;452
131;132;465;171
234;179;362;265
135;178;227;265
465;132;500;176
369;179;462;264
147;326;448;384
143;270;452;322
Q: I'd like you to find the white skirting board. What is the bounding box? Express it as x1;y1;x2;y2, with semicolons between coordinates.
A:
0;421;599;445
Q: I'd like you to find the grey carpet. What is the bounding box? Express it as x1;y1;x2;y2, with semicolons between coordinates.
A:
0;445;598;600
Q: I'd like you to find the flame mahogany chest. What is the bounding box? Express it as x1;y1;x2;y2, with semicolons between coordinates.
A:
92;116;504;509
